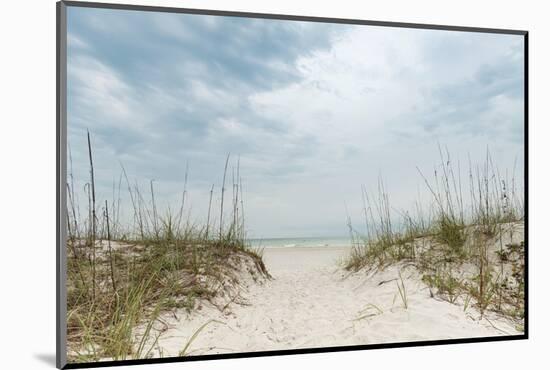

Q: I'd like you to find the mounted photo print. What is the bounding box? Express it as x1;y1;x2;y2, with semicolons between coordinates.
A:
56;1;528;368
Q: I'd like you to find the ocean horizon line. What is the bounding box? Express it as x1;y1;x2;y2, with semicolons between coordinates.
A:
246;235;354;248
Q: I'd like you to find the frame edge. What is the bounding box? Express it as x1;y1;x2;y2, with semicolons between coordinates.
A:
62;0;527;35
57;1;68;369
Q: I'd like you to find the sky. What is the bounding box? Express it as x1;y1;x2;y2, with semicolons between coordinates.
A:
66;7;525;239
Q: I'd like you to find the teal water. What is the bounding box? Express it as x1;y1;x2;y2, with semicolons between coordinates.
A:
247;236;352;249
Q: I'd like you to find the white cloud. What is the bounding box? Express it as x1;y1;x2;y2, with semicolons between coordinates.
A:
69;56;136;129
240;27;524;237
67;33;89;50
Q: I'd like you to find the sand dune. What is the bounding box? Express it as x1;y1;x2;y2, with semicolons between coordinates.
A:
144;246;519;357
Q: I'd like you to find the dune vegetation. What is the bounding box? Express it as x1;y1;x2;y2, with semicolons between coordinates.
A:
344;146;525;328
66;132;270;362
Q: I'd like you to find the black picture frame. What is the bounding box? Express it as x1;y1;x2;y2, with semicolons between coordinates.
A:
56;1;529;368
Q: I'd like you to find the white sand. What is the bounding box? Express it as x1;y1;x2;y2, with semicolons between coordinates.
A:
145;245;520;357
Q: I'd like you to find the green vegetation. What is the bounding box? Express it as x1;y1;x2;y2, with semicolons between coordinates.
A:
66;132;270;362
345;146;525;324
396;270;408;309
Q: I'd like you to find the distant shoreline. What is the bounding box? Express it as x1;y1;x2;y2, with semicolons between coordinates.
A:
247;236;353;249
256;244;354;249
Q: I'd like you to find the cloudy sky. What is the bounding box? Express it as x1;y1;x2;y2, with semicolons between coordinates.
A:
67;7;524;238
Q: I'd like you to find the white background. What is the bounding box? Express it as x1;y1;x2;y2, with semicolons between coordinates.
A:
0;0;546;369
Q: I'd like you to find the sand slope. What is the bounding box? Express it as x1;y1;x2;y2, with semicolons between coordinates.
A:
144;246;519;357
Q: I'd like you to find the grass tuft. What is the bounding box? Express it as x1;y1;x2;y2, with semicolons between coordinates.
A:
344;147;524;324
66;132;270;362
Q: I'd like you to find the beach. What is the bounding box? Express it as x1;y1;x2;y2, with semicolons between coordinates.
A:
145;245;520;357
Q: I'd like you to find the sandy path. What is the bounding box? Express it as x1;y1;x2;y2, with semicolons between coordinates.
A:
149;247;519;357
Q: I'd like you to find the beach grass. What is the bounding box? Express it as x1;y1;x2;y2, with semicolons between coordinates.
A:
344;147;525;324
66;132;270;362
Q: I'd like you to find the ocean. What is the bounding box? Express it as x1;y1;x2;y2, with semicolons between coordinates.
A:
247;236;352;249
